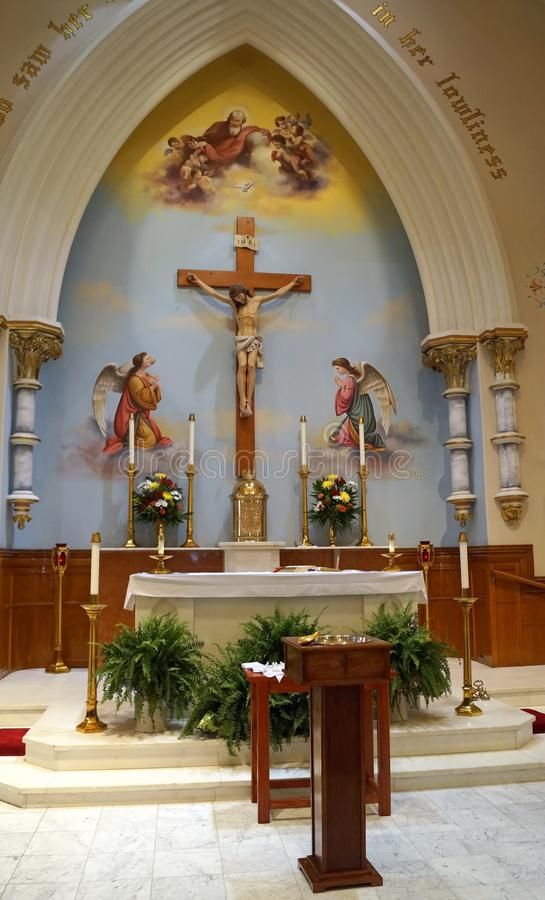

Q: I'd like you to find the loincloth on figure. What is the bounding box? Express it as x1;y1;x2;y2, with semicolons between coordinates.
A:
235;334;264;368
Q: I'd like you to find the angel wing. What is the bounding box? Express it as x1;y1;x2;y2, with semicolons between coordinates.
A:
355;361;397;436
92;361;132;437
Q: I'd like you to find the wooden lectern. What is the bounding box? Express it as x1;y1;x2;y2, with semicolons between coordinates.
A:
283;635;391;893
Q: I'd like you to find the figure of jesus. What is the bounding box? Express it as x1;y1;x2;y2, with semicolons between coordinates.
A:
187;272;303;417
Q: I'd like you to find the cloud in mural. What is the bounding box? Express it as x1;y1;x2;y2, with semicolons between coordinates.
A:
76;280;132;311
364;295;412;328
151;311;228;332
60;416;185;479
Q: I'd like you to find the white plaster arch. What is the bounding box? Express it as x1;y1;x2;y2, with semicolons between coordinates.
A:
0;0;516;334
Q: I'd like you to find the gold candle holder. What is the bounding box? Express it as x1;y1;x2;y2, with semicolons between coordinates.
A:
381;533;401;570
417;540;435;630
455;590;483;717
299;464;313;547
150;519;173;574
76;595;107;733
357;464;373;547
181;463;199;548
124;460;138;548
45;543;71;674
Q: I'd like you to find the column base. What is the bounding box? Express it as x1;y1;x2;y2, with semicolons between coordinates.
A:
495;488;528;524
7;491;39;530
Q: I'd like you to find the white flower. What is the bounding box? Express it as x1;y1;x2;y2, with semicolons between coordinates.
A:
332;495;342;502
347;480;356;487
314;501;324;511
171;491;181;500
154;499;168;508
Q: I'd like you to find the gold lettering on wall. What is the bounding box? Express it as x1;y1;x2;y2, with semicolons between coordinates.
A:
1;1;123;129
12;45;52;91
370;4;507;180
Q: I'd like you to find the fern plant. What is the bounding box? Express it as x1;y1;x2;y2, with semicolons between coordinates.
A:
98;614;203;722
365;602;453;713
184;607;322;755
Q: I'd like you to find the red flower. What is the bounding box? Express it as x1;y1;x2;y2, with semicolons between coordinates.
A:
318;492;324;499
338;505;347;513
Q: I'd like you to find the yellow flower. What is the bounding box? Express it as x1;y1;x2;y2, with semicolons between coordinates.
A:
155;473;167;479
163;491;173;501
327;473;338;481
148;482;159;490
322;479;333;489
339;490;350;503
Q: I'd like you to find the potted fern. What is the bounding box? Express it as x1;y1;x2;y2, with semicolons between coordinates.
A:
184;608;322;755
365;602;453;718
98;614;203;733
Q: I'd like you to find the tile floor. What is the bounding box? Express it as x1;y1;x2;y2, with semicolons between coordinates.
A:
0;786;545;898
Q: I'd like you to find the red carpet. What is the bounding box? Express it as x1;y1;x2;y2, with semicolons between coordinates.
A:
0;728;28;756
521;709;545;735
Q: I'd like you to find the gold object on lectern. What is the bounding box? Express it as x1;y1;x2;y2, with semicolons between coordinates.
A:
231;471;268;541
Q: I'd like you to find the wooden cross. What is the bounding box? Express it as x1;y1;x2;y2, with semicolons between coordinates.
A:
178;216;311;477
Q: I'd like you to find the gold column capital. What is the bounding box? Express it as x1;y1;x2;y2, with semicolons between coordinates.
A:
479;326;527;380
421;335;477;391
7;321;63;381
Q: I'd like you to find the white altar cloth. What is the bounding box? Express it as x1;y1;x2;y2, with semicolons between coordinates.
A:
124;570;426;610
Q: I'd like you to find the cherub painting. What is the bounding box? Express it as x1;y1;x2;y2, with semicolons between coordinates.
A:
329;357;397;450
92;352;173;454
150;107;330;208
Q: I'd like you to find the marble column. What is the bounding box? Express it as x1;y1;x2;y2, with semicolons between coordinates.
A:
480;326;528;524
422;336;478;529
5;321;63;529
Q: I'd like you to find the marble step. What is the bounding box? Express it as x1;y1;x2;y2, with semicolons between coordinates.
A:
23;696;534;771
2;737;545;808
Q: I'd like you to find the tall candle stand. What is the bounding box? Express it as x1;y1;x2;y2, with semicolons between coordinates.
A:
357;464;373;547
299;465;312;547
124;461;138;548
181;464;199;548
76;595;107;733
455;590;483;717
45;543;71;674
417;540;434;630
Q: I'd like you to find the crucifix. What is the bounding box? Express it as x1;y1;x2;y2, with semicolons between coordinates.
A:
178;216;312;476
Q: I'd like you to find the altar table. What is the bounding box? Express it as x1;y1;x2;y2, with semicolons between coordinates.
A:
124;570;426;653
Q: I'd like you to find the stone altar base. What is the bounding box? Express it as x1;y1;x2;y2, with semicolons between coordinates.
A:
1;665;545;807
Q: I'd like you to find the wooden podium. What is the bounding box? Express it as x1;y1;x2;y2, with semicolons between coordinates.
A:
283;635;391;893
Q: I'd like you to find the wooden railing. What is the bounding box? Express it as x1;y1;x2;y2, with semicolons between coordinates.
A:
492;569;545;591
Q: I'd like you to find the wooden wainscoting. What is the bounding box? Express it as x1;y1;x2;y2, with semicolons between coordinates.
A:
0;548;223;673
0;544;541;672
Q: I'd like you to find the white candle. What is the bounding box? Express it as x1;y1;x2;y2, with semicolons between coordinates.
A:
188;413;195;465
158;527;165;556
90;532;101;596
388;532;396;554
459;533;470;590
128;414;135;465
359;416;365;467
300;415;308;466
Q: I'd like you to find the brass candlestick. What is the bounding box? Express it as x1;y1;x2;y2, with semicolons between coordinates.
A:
124;461;138;548
455;591;483;717
357;464;373;547
45;543;71;674
417;540;435;630
150;519;173;574
299;465;313;547
76;596;107;733
181;464;199;548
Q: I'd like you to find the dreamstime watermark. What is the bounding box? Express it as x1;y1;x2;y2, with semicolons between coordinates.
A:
116;445;427;482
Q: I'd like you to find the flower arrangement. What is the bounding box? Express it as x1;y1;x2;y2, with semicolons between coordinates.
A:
309;473;359;532
133;473;186;526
